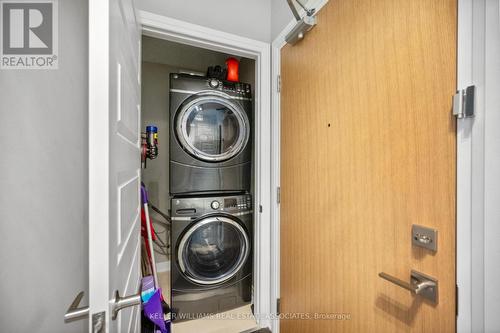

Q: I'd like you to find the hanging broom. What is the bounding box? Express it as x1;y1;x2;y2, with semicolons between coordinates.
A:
141;183;170;333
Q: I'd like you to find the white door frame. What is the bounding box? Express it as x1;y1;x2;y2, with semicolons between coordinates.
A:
457;0;500;331
138;11;273;329
456;0;474;331
270;1;478;332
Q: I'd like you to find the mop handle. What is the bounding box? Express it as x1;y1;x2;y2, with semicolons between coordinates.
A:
141;185;160;290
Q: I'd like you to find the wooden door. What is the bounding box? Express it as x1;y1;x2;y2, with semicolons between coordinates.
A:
88;0;142;331
280;0;457;332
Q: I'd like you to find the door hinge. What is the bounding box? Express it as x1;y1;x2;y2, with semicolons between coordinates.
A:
277;75;281;93
453;85;475;119
456;285;459;316
259;205;263;213
277;186;281;204
276;298;281;315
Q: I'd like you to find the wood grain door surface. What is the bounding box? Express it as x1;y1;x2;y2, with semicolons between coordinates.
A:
280;0;457;332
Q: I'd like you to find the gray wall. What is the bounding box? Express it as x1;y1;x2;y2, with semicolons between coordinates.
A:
141;61;173;263
136;0;272;42
141;62;173;215
142;35;236;69
0;0;88;332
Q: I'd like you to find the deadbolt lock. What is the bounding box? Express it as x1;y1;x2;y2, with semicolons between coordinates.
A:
412;224;437;252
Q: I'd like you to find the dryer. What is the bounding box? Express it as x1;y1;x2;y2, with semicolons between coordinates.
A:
170;194;253;321
169;73;252;195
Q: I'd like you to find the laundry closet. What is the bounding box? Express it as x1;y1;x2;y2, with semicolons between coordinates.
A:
139;35;258;332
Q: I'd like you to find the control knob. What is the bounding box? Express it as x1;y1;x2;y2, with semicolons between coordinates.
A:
209;79;219;88
211;201;220;210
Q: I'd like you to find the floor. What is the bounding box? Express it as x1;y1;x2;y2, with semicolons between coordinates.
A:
157;270;170;301
157;269;259;333
172;304;258;333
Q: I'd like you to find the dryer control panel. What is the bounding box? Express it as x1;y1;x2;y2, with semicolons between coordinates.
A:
171;74;252;100
206;78;252;99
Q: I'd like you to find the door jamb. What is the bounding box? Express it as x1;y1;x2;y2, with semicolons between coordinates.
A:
138;11;273;329
271;1;474;332
456;0;474;331
89;0;110;329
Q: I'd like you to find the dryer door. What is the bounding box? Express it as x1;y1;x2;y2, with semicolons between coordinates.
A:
175;95;250;162
177;216;250;285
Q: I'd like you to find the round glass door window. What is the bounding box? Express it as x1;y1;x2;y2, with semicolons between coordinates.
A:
177;216;250;285
176;95;250;162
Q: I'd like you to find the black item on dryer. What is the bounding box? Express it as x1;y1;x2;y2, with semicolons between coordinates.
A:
206;65;227;80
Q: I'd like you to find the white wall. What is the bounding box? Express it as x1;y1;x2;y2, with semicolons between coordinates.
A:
136;0;272;42
0;0;88;332
271;0;294;40
136;0;324;42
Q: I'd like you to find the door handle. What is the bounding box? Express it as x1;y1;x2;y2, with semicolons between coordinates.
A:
65;291;90;322
378;270;438;303
111;290;142;320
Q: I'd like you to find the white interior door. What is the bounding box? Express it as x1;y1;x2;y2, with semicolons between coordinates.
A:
89;0;142;332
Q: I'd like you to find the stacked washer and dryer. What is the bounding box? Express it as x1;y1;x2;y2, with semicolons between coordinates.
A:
169;73;254;321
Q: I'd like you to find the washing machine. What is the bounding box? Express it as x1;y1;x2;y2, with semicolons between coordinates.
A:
170;193;253;321
169;73;252;195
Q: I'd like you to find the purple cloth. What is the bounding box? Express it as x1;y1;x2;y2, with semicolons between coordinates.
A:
143;289;168;333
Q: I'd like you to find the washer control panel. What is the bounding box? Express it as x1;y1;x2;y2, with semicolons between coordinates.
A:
172;194;252;216
209;196;252;211
208;195;252;211
222;195;252;211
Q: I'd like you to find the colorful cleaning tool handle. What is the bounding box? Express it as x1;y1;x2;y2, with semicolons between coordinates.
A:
141;183;148;205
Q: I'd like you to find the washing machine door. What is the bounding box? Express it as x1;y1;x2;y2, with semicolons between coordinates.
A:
175;94;250;162
177;216;250;285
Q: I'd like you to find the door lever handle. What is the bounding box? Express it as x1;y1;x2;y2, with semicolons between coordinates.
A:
65;291;90;322
378;270;438;303
111;290;142;320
